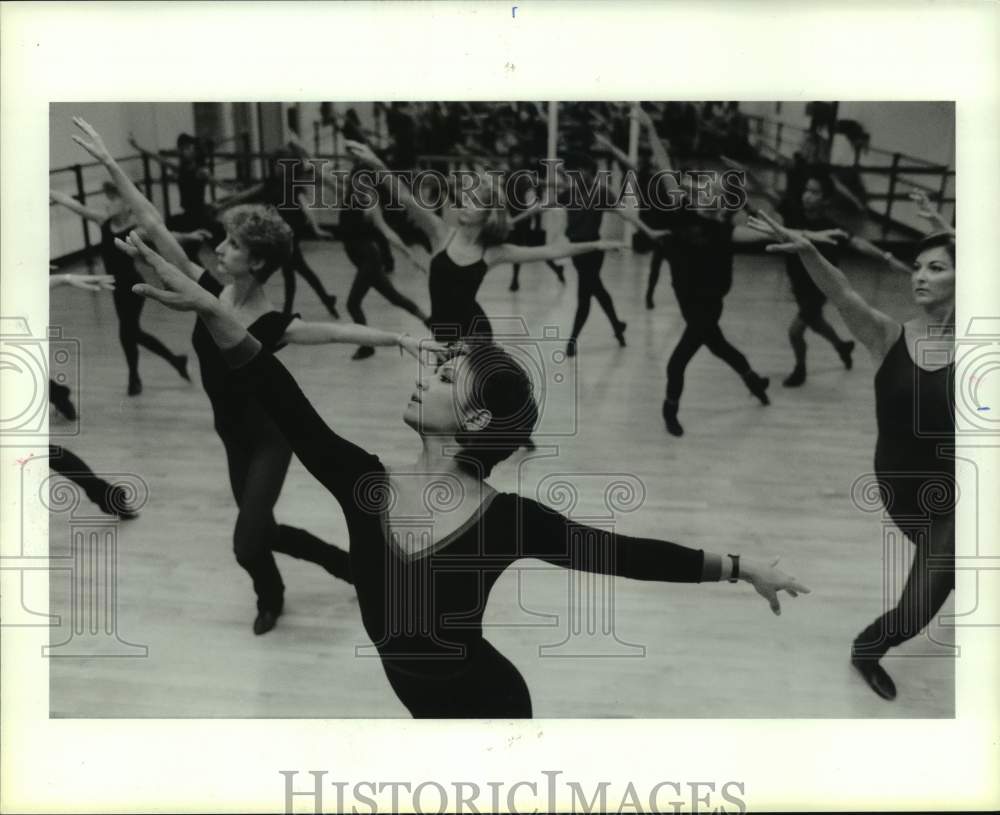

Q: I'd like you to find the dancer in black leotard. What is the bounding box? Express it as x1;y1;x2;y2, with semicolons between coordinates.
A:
345;140;627;343
559;152;668;357
625;107;772;437
757;210;955;702
729;160;913;387
130;231;811;718
506;149;565;292
338;164;430;359
50;185;192;396
72;117;437;635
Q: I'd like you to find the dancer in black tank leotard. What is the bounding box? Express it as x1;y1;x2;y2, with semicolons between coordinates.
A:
344;140;627;344
730;160;912;387
50;185;192;396
130;231;811;717
756;211;955;702
72;117;439;635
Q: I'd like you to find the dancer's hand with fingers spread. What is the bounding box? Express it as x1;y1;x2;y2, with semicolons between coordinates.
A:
117;232;217;314
755;210;820;256
740;557;811;616
71;117;114;165
802;228;849;246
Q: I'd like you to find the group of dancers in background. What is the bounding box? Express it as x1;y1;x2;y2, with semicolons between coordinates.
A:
45;102;956;713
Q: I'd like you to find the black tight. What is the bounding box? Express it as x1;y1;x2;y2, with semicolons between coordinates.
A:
345;240;427;329
666;298;750;402
853;513;955;660
220;426;351;612
646;244;666;305
570;251;622;340
789;309;848;367
281;240;336;315
113;289;181;381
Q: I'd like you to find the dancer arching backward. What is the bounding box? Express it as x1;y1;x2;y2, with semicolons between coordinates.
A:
726;158;912;387
50;185;194;396
130;233;811;719
755;210;954;703
345;140;627;343
71;117;437;636
47;272;139;518
215;144;340;319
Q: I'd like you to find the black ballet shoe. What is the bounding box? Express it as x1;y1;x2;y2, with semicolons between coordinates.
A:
614;321;628;347
782;366;806;388
252;608;282;636
838;340;856;370
509;280;520;292
565;339;577;358
127;376;143;396
322;295;341;320
851;655;897;701
743;371;770;405
175;354;191;382
96;484;139;520
662;399;684;437
351;346;376;361
50;387;77;421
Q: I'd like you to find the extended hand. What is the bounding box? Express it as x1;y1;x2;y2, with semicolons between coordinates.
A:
59;273;115;292
344;139;385;170
744;557;811;616
802;228;849;246
71;117;114;165
749;211;818;255
116;232;217;313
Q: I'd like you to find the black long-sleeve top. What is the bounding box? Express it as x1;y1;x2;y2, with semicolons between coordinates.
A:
222;337;720;676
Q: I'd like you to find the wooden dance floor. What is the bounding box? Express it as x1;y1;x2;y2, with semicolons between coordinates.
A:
45;237;954;718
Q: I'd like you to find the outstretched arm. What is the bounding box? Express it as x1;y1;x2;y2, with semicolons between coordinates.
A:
752;210;899;360
484;238;627;268
72;117;202;281
519;498;810;616
847;235;912;275
345;139;451;252
369;208;428;273
283;318;444;360
50;273;115;291
608;206;670;241
49;190;105;223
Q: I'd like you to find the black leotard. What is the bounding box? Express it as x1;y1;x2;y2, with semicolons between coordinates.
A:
100;219;142;292
191;272;296;435
221;340;714;717
778;202;844;318
661;211;736;305
873;327;955;533
427;233;491;341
